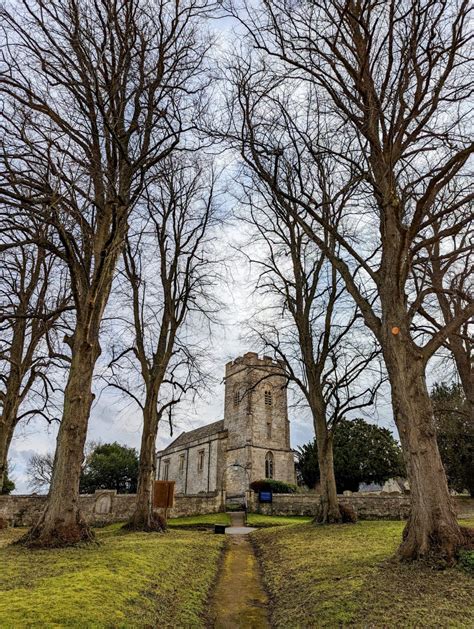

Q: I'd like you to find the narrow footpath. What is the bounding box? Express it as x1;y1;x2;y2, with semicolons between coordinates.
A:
209;512;270;629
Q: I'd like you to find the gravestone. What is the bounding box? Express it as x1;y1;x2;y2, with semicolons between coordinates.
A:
94;492;113;515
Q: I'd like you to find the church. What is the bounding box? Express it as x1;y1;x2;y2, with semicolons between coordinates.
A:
156;352;296;497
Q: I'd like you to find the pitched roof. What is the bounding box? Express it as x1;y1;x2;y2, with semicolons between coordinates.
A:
162;419;225;451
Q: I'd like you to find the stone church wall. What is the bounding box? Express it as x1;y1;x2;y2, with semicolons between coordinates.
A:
157;433;225;495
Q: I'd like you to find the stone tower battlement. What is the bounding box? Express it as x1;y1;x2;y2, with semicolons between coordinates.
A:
225;351;285;372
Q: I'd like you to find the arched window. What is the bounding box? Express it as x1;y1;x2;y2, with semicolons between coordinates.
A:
265;451;274;479
264;390;272;406
233;388;241;407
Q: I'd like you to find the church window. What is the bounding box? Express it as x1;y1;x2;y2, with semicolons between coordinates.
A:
198;449;205;472
233;388;240;407
267;422;272;439
265;451;274;479
264;390;272;406
179;454;185;472
163;460;170;481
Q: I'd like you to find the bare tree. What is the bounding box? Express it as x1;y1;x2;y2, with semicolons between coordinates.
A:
224;0;474;561
0;0;212;546
26;441;100;494
240;183;382;523
105;155;221;530
26;452;55;493
0;233;70;493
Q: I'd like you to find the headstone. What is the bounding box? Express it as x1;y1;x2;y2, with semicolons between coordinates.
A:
94;493;112;514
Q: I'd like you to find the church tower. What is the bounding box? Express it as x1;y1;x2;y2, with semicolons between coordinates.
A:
223;352;295;495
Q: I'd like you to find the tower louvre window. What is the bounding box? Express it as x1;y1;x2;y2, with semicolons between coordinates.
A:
264;390;272;406
233;389;240;407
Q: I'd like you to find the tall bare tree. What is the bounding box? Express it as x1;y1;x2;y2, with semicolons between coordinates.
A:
105;155;221;530
0;235;70;493
0;0;211;546
224;0;474;561
240;183;382;523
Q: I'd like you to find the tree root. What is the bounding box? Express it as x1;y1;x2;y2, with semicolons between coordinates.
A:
398;521;474;567
313;501;356;525
122;512;167;533
17;519;95;549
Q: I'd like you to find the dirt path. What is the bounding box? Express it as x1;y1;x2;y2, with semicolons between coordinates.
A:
209;527;270;628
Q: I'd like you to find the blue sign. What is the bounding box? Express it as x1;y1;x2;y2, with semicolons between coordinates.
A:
259;491;273;503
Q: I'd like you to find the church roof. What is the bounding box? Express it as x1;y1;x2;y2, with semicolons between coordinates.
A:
162;419;225;451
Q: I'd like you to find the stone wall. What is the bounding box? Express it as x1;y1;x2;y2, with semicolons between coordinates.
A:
169;492;223;518
249;492;472;520
2;490;470;526
157;432;225;495
0;490;224;527
249;492;411;520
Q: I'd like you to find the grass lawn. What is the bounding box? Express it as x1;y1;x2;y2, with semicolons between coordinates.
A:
0;524;224;628
252;519;474;628
167;512;312;528
247;513;312;527
167;512;230;528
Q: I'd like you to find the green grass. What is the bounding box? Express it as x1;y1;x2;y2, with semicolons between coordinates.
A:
167;512;230;528
247;513;312;527
252;519;474;628
0;524;224;628
167;513;311;528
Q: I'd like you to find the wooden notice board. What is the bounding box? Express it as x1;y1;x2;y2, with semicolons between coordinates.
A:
153;480;175;509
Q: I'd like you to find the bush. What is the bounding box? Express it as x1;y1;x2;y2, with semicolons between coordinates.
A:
339;502;358;523
250;479;297;494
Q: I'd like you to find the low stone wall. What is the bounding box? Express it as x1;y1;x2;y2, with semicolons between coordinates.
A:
1;490;470;526
248;492;472;520
338;495;411;520
170;492;223;518
0;490;224;527
249;492;411;520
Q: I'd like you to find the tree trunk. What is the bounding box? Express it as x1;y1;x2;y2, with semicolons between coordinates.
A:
384;337;470;563
0;327;25;493
125;389;164;531
23;330;100;547
0;420;15;494
316;428;341;524
310;391;342;525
